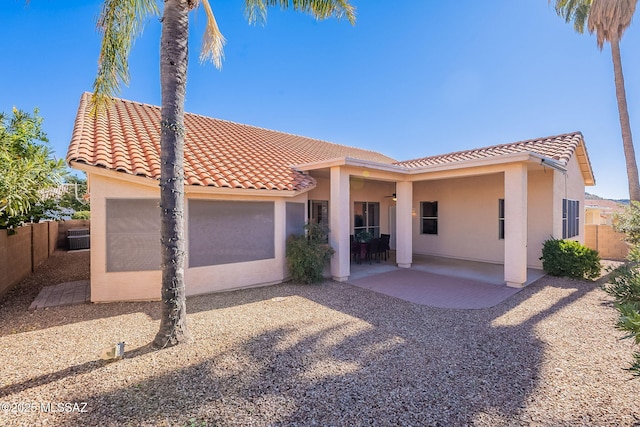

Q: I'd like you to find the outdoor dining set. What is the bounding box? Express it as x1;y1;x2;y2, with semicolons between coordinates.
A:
351;233;391;264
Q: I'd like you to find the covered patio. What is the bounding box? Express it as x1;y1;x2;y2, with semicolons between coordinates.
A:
347;252;546;309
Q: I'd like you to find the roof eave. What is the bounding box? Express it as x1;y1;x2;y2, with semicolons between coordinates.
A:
404;152;539;174
70;161;314;197
293;156;409;173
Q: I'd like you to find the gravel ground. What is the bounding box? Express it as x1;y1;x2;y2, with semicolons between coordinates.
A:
0;251;639;426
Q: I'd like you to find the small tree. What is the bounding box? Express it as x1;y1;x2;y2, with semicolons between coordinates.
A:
0;108;66;229
613;201;640;246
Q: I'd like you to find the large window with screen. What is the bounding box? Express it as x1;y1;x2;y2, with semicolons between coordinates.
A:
106;199;161;272
286;202;306;238
188;200;275;267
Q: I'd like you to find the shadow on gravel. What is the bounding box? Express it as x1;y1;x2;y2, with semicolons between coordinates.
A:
53;275;606;425
0;344;157;399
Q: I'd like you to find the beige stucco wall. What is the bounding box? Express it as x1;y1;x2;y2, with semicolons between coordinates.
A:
410;167;561;269
558;155;588;244
89;174;162;302
412;173;506;264
184;192;308;297
89;172;303;303
307;175;396;236
526;169;553;268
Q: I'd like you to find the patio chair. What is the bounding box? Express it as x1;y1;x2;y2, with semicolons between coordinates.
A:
350;235;361;264
380;234;391;261
367;238;382;264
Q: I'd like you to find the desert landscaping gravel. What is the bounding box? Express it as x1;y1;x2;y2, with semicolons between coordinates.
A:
0;250;639;426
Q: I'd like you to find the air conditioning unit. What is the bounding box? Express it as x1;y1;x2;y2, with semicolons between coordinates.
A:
67;228;90;250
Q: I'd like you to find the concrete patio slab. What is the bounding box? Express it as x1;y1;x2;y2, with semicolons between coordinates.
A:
347;268;523;309
412;254;546;286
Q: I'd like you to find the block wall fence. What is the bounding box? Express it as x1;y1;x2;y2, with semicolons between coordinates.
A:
584;224;629;261
0;220;90;298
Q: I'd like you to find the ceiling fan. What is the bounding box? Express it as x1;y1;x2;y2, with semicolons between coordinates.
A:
384;193;397;201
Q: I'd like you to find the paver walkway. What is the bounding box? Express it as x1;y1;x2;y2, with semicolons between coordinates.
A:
28;280;90;310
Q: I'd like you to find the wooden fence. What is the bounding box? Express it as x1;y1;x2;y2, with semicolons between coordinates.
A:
0;220;90;299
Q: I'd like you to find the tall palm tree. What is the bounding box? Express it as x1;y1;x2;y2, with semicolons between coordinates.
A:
554;0;640;201
93;0;355;348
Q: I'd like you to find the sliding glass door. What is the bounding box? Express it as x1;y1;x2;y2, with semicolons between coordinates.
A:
354;202;380;240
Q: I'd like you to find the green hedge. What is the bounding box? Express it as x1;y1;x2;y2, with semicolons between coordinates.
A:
71;211;90;220
540;238;601;280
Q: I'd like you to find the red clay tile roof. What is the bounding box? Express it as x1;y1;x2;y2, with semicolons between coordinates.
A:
67;93;396;192
395;132;587;169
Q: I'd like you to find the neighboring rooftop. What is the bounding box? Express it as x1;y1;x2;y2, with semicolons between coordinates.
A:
67;93;396;192
585;199;626;212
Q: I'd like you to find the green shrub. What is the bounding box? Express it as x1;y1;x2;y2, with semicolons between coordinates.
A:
604;203;640;377
540;238;601;280
286;223;334;284
614;302;640;376
603;251;640;376
72;210;90;220
603;264;640;306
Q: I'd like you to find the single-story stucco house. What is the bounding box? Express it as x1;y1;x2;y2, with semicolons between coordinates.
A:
67;92;595;302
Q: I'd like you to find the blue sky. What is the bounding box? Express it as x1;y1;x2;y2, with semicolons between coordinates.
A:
2;0;640;199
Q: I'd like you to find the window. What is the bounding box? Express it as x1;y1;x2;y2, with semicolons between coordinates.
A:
308;200;329;242
286;202;305;238
421;201;438;235
563;199;580;239
498;199;505;240
354;202;380;240
188;200;275;267
309;200;329;229
106;199;161;272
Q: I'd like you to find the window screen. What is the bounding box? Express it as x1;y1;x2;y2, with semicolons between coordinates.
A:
286;202;306;238
563;199;580;239
106;199;161;272
188;200;275;267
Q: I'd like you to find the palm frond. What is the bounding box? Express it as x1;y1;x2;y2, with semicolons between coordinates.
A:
552;0;592;33
243;0;356;25
588;0;638;48
92;0;160;113
199;0;226;69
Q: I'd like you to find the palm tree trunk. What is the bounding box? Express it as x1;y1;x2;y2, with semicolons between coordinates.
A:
610;37;640;201
153;0;190;348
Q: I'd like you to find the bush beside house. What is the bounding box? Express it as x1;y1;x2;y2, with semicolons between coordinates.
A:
286;223;334;284
540;238;601;280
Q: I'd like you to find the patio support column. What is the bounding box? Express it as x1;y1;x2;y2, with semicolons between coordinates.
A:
330;166;350;281
504;164;528;287
396;181;413;268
